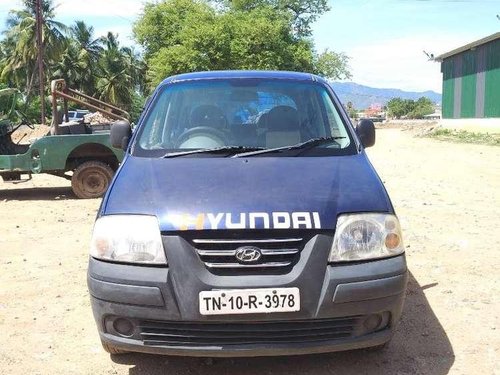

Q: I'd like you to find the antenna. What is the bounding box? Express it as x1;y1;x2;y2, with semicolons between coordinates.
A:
423;50;435;61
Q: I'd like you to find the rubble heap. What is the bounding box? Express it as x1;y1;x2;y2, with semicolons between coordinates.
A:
84;112;113;125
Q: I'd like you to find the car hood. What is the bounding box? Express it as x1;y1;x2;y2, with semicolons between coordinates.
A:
102;154;393;231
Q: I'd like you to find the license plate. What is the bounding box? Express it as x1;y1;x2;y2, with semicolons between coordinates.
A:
199;287;300;315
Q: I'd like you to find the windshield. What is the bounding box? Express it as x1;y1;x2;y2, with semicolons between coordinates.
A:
135;79;356;157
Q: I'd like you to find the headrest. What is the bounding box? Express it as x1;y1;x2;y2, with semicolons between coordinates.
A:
266;106;299;131
190;105;227;129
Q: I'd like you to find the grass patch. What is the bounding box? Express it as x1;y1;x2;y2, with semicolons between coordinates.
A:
424;128;500;146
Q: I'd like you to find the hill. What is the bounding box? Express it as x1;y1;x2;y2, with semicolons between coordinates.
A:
331;82;442;109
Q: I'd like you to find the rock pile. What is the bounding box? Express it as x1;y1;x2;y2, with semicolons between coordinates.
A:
84;112;113;125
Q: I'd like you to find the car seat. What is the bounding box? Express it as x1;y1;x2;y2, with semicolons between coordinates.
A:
189;105;227;129
264;106;301;148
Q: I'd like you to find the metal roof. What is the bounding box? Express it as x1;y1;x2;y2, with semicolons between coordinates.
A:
435;32;500;62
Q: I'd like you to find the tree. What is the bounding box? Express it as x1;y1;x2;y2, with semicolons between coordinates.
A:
51;41;88;89
314;49;351;80
387;98;406;119
134;0;350;88
408;97;434;119
67;21;103;94
345;101;357;119
1;0;146;118
1;0;66;99
71;21;102;62
54;28;145;110
222;0;330;36
387;97;435;119
95;33;134;109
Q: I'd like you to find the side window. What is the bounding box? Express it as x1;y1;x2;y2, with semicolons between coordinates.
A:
139;92;172;149
321;90;349;140
301;89;327;139
319;90;350;147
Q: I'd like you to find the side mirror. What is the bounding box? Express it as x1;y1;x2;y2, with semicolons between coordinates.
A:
356;119;376;148
110;120;132;151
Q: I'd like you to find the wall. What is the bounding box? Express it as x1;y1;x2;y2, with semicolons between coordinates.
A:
441;38;500;119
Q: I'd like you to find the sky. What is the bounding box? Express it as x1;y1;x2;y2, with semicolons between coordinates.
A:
313;0;500;93
0;0;499;93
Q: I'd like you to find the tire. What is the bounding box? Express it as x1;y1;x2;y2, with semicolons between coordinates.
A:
71;161;114;199
101;340;128;355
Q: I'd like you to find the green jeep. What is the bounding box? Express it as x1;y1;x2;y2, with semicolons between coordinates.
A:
0;83;125;199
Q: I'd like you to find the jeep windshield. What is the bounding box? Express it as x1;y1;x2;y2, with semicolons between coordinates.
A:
134;79;357;157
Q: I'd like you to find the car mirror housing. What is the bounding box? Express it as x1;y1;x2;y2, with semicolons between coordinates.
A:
110;120;132;151
356;119;376;148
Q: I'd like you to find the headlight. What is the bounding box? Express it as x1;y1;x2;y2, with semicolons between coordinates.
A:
90;215;167;264
329;213;404;262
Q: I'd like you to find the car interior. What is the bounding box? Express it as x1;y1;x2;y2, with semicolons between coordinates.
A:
139;81;350;151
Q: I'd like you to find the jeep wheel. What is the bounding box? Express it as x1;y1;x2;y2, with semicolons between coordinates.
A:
71;161;114;199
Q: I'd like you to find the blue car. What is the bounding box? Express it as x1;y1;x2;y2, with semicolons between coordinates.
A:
88;70;408;357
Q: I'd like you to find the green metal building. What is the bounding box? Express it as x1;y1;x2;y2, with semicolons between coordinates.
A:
436;32;500;119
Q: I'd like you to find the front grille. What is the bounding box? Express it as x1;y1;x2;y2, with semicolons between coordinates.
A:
185;232;314;271
138;317;360;347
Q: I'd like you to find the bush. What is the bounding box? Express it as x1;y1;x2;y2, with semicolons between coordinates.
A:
426;128;500;146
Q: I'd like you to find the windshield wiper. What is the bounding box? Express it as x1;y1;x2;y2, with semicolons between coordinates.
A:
163;146;264;158
231;136;346;158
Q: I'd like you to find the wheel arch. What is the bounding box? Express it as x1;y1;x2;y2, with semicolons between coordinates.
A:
66;143;119;171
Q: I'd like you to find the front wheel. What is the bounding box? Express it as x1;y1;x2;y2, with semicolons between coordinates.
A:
71;161;114;199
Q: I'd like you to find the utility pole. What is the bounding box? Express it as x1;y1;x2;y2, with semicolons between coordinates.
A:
35;0;46;124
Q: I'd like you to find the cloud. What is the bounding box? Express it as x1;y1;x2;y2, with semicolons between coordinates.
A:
339;35;475;93
0;0;22;13
94;24;135;44
0;0;144;20
0;0;141;44
55;0;144;19
0;0;482;93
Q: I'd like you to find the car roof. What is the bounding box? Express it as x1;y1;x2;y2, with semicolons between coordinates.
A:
160;70;326;86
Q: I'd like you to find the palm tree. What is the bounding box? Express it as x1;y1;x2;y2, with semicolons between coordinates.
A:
96;33;133;108
58;21;103;95
71;21;102;62
1;2;146;115
0;35;26;89
51;42;88;89
121;46;148;94
2;0;67;98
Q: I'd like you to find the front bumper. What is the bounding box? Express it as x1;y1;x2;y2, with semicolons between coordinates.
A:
88;234;408;357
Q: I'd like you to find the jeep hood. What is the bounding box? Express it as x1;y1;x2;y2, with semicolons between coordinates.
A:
102;154;393;231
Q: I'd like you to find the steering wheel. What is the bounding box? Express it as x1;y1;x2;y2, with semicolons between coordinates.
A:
175;126;228;148
17;111;35;129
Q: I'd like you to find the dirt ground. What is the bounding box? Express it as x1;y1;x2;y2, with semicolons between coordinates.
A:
1;129;499;375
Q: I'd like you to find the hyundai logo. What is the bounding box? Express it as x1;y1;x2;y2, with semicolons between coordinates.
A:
235;246;262;263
